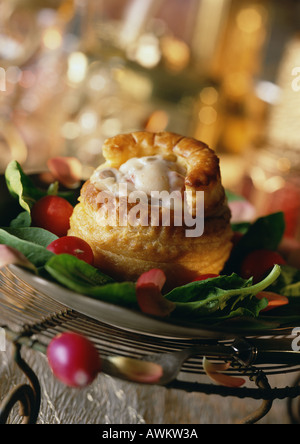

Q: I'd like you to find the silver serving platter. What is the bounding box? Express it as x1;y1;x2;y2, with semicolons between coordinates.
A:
9;264;293;340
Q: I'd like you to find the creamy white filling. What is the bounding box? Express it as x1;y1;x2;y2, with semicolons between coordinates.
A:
91;155;186;209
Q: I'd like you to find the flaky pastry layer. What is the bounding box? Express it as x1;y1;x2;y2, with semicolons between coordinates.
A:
69;132;233;288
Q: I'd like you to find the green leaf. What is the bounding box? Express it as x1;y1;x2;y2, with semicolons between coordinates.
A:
225;212;286;274
192;298;269;326
236;212;285;253
9;211;31;228
226;190;246;202
267;265;300;300
231;222;251;234
4;161;79;219
166;265;281;320
5;161;45;213
47;181;59;196
0;228;54;268
45;254;138;308
1;227;58;248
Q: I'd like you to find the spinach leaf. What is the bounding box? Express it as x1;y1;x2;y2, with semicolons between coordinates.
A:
226;190;245;202
237;212;285;252
225;212;286;273
1;227;58;248
5;161;45;214
9;211;31;228
4;161;80;218
45;254;137;308
189;298;269;326
267;265;300;300
0;228;54;268
166;265;281;320
231;222;251;234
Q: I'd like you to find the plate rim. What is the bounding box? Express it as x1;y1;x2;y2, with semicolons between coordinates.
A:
7;264;293;340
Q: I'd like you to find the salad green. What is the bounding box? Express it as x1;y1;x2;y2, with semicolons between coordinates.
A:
1;160;300;331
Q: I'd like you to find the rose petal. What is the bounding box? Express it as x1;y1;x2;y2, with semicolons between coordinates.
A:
136;269;175;317
256;291;289;312
136;284;176;317
203;357;246;388
107;356;163;384
137;269;167;291
47;157;82;188
229;200;256;223
0;245;37;272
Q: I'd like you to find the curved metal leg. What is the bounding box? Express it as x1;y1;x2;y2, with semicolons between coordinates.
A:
239;371;273;424
0;343;41;424
287;374;300;424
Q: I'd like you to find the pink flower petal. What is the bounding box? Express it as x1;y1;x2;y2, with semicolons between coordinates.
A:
0;245;37;272
136;269;175;317
203;357;246;388
107;356;163;384
47;157;82;188
229;200;256;223
137;269;167;291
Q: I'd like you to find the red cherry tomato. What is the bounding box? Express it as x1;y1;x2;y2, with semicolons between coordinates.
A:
47;332;101;388
47;236;94;265
193;274;220;282
31;195;74;237
240;249;286;283
231;232;244;247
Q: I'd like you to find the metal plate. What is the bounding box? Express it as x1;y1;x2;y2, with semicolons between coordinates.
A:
8;265;294;341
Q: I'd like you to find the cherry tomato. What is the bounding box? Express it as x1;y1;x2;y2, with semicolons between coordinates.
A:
47;332;101;388
231;232;244;247
193;274;220;282
47;236;94;265
240;249;286;283
31;195;74;237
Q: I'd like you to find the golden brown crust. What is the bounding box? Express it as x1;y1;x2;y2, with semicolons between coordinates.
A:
69;131;233;288
98;131;224;216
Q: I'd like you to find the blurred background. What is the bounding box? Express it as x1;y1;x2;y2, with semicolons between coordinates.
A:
0;0;300;240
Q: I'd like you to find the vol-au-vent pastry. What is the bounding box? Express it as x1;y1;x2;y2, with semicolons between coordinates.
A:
68;132;233;289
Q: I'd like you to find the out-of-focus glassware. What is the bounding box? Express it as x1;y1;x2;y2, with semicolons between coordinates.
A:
241;33;300;242
0;0;76;173
62;0;233;170
0;0;280;176
242;145;300;241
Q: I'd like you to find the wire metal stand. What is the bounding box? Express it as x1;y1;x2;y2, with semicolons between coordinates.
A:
0;267;299;425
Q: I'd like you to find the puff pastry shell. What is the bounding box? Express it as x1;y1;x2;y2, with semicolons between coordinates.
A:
69;132;233;288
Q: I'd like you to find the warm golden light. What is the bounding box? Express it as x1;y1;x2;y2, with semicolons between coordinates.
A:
61;121;81;140
277;157;292;173
236;7;263;34
79;111;98;133
43;27;63;50
114;68;153;101
264;176;286;193
161;36;190;71
134;34;161;69
67;52;88;84
200;87;219;106
198;106;218;125
145;110;169;133
224;72;251;97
